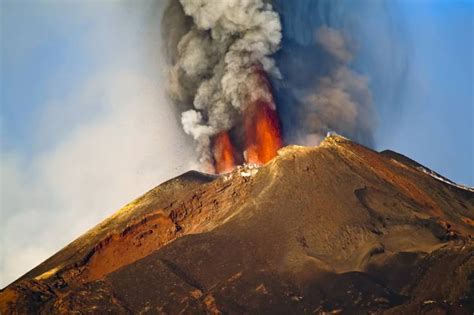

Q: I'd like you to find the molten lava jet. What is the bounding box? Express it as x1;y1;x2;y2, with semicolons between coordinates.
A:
244;100;282;165
244;66;283;165
212;65;283;173
213;132;236;174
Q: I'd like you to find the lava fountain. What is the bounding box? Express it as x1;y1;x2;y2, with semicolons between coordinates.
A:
212;65;283;173
213;132;236;174
244;100;282;165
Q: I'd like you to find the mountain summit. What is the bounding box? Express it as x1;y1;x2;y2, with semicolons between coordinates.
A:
1;135;473;314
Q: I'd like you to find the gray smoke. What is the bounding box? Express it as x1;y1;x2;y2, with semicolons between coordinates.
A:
162;0;282;169
297;26;375;145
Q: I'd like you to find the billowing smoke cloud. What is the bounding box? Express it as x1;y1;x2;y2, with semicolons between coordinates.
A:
271;0;409;147
162;0;282;169
278;25;375;146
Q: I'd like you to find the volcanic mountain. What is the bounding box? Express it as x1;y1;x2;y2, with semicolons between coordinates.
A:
1;135;473;314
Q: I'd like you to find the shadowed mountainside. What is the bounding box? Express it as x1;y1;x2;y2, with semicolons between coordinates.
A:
1;135;473;314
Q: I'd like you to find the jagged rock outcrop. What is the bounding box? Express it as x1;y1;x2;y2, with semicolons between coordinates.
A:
1;135;473;314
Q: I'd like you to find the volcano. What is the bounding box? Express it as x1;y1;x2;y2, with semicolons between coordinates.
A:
1;135;473;314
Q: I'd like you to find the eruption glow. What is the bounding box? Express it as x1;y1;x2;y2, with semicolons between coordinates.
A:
213;132;236;174
243;66;282;165
244;100;282;165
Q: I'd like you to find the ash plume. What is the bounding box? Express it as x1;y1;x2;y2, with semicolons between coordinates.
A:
296;26;375;146
269;11;376;147
162;0;282;169
271;0;409;148
162;0;407;170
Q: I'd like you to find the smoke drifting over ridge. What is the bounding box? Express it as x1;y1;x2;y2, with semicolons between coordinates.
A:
274;24;375;146
162;0;382;171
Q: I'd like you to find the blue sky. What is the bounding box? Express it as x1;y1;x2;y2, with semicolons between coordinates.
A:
2;3;97;154
0;0;472;287
375;0;473;186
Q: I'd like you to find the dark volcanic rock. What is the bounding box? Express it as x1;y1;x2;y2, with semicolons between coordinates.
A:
1;135;473;314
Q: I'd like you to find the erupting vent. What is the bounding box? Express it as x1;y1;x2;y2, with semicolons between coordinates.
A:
211;66;283;173
165;0;378;175
165;0;284;174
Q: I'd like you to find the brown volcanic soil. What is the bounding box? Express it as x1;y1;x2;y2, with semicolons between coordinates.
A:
1;135;473;314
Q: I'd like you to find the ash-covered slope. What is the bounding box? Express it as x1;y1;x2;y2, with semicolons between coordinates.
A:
1;135;473;314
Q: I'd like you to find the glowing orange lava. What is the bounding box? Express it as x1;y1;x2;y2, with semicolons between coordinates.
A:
213;132;236;173
245;100;282;165
211;64;282;172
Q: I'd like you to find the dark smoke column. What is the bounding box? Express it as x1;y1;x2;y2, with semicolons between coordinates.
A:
271;0;377;147
162;0;283;173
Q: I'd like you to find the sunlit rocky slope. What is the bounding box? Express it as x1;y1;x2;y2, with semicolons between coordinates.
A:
1;135;473;314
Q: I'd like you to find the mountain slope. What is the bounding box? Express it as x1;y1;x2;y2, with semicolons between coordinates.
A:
1;135;473;314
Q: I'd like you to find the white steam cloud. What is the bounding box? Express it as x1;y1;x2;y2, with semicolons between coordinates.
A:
164;0;282;168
